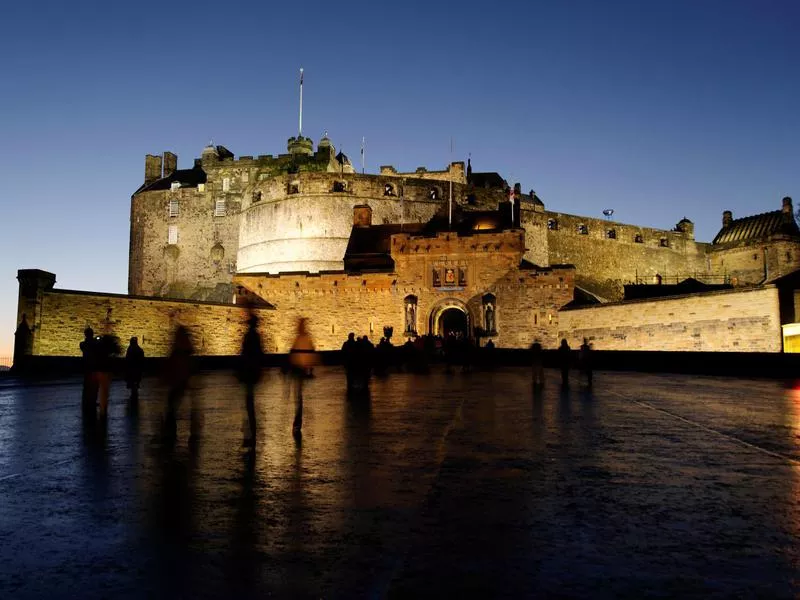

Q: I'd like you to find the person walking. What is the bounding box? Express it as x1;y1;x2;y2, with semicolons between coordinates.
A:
164;325;194;440
125;337;145;400
558;339;572;388
80;328;99;414
531;340;544;388
288;318;318;437
579;338;593;388
239;314;264;448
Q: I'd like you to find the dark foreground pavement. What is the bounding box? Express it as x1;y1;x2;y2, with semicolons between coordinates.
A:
0;367;798;598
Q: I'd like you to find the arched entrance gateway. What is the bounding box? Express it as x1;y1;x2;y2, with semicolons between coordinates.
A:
429;300;470;339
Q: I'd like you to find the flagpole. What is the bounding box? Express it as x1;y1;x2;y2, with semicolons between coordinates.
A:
448;137;453;229
298;68;304;137
361;136;365;174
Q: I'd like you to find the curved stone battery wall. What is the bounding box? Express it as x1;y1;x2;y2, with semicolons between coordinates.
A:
236;172;450;274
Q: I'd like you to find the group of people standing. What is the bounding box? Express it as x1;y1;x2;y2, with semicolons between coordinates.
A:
531;337;593;389
79;314;318;449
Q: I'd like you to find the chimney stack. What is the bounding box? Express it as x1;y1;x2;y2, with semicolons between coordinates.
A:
163;152;178;178
144;154;163;185
722;210;733;228
782;196;793;222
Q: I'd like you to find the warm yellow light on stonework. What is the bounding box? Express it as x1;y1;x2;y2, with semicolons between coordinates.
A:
473;219;495;231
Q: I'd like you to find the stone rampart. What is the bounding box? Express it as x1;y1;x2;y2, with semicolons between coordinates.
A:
19;286;273;358
558;286;781;352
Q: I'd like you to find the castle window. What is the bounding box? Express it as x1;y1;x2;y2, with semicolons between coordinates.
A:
384;183;395;197
288;182;299;194
547;218;558;230
577;224;588;235
787;252;792;262
168;199;179;217
198;183;206;192
606;229;616;239
214;199;226;217
168;225;178;245
252;190;262;203
753;253;759;261
222;177;231;192
170;181;181;191
432;268;441;288
333;181;347;193
458;267;467;287
659;238;669;247
429;187;441;200
634;234;643;243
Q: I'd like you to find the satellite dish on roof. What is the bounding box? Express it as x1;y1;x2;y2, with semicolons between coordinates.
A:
602;209;614;220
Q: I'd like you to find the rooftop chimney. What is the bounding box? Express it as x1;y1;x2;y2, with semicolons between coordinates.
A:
144;154;163;185
782;196;793;222
722;210;733;228
163;152;177;178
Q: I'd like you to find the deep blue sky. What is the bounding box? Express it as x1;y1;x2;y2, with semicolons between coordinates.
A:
1;0;798;356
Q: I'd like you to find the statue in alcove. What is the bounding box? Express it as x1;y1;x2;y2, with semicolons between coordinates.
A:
484;303;496;334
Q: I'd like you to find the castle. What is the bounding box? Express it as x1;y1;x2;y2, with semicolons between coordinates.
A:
13;134;800;361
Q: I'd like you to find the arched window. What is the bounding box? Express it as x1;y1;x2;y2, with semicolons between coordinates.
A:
482;293;497;334
429;187;441;200
547;218;558;230
384;183;395;196
660;238;669;247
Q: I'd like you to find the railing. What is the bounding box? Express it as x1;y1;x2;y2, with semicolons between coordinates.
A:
630;274;731;286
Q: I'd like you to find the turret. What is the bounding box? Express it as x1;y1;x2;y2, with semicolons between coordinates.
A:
287;136;314;156
676;217;694;239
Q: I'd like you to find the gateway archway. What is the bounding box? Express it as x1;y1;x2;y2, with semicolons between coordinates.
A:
430;300;470;338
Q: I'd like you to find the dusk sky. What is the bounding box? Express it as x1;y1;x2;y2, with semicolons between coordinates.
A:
1;0;798;358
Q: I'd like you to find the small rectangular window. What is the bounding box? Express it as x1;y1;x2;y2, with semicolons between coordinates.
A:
168;199;179;217
168;225;178;245
660;238;669;247
222;177;231;192
215;199;227;217
198;183;206;192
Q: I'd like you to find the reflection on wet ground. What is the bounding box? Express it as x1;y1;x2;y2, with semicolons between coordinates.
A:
0;368;798;598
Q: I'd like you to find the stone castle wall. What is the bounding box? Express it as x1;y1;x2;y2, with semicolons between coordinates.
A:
237;172;452;274
18;283;273;358
235;230;575;352
129;185;240;301
534;210;710;299
709;239;800;285
558;286;781;352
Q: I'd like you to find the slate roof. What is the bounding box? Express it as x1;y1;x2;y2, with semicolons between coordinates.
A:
713;210;800;245
343;224;424;272
136;166;207;193
468;172;506;189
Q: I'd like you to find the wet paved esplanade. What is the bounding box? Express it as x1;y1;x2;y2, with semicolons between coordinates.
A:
1;368;799;598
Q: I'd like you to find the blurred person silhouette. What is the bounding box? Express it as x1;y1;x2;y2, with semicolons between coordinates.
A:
125;337;145;401
558;338;572;388
288;318;318;437
341;332;357;390
530;340;544;388
95;328;121;420
13;313;32;375
164;325;194;441
80;327;99;414
579;337;593;388
238;313;264;448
